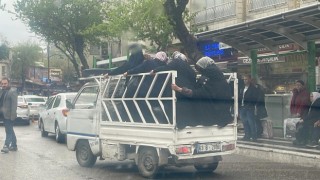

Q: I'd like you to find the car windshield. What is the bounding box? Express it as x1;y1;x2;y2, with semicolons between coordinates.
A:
25;97;46;103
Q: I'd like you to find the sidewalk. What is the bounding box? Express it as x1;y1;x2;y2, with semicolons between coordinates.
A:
236;135;320;168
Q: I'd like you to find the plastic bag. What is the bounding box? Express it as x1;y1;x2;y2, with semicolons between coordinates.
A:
283;118;300;138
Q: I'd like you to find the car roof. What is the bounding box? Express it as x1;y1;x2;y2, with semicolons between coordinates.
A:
50;92;78;97
22;95;45;98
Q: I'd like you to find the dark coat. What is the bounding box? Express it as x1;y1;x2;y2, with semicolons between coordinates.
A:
153;58;197;95
304;98;320;126
127;59;168;98
239;83;258;110
153;58;197;128
295;98;320;142
127;59;166;75
108;49;144;75
191;64;233;127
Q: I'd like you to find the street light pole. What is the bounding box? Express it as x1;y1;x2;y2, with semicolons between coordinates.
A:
47;43;50;82
47;43;50;97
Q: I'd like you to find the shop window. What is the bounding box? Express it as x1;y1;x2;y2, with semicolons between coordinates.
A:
248;0;287;12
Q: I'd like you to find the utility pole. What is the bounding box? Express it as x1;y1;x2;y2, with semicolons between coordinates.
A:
47;42;50;97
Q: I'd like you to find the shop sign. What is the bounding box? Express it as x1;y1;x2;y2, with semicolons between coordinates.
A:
197;41;237;62
257;43;299;54
238;56;285;65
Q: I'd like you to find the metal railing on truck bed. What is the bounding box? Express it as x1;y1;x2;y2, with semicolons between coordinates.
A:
101;71;177;126
81;71;238;128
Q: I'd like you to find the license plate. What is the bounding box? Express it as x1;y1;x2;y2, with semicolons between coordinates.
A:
197;143;221;153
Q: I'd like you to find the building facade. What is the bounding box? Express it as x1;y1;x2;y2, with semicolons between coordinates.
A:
190;0;320;93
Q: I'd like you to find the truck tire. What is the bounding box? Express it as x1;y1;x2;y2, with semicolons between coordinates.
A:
137;147;159;178
194;162;219;172
40;121;48;137
55;123;65;143
76;140;97;167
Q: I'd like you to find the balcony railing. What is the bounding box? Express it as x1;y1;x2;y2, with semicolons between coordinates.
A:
194;2;236;25
247;0;287;12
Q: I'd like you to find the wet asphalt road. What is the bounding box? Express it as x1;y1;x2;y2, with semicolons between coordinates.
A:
0;122;320;180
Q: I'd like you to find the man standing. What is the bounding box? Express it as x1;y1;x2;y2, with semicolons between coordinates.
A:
0;77;18;153
239;75;259;141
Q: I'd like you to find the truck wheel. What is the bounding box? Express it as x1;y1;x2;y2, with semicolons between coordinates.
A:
137;147;159;178
40;121;48;137
55;123;65;143
76;140;97;167
194;162;219;172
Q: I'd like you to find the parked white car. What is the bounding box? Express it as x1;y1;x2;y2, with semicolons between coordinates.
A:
16;96;30;125
39;92;77;143
22;95;47;120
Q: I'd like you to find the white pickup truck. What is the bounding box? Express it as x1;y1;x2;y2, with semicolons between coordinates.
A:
67;71;238;178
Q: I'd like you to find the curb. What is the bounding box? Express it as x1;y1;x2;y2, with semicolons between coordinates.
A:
236;144;320;168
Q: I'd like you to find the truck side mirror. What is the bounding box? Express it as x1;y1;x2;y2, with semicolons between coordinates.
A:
66;99;74;109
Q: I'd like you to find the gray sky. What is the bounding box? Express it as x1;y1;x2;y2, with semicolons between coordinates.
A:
0;0;43;46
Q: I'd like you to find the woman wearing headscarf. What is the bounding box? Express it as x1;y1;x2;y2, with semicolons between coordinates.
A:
152;52;197;128
125;51;168;75
122;52;171;124
172;56;233;128
293;92;320;146
124;51;170;98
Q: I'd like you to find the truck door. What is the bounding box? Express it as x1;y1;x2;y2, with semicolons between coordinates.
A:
67;85;99;138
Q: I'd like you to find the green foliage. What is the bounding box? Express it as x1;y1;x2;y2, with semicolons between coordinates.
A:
10;43;42;80
14;0;105;73
0;43;10;60
101;0;174;51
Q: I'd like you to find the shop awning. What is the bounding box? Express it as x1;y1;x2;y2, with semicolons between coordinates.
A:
195;3;320;56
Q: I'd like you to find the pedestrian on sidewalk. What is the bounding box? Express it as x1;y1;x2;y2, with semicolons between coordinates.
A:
290;80;310;119
0;77;18;153
293;92;320;147
239;74;259;141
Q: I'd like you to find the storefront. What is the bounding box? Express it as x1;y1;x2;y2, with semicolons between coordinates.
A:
237;44;310;94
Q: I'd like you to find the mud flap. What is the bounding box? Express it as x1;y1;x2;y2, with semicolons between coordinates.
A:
88;138;100;155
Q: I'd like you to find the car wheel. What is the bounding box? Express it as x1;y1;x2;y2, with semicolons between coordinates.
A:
137;147;159;178
194;162;219;172
55;123;65;143
40;121;48;137
76;140;97;167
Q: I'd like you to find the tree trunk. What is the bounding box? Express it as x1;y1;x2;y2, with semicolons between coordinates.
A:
164;0;203;64
74;35;89;75
54;43;81;78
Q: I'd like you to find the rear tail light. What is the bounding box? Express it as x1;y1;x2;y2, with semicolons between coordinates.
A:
175;145;192;154
18;105;28;108
222;143;235;151
62;109;69;117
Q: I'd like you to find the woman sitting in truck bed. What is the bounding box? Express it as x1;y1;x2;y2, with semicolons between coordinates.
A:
171;56;233;128
123;52;171;124
152;52;197;129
